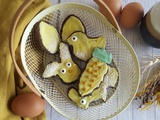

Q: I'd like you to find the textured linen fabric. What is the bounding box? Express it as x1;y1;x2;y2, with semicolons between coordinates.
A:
0;0;51;119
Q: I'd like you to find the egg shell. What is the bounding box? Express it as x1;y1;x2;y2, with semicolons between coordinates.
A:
99;0;122;19
120;2;144;29
11;92;46;117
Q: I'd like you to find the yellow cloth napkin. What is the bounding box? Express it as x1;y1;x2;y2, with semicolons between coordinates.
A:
0;0;51;120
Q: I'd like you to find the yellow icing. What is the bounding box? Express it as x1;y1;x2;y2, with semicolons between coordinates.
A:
58;59;81;83
68;81;108;109
79;57;108;96
61;15;85;42
67;32;106;61
39;21;60;54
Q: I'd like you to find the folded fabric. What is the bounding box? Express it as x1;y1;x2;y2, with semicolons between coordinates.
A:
0;0;51;120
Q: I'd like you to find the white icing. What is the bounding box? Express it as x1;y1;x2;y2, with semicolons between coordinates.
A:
59;42;71;61
42;62;60;78
75;51;91;61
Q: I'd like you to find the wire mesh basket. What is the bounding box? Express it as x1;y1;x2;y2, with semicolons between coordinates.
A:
20;3;140;120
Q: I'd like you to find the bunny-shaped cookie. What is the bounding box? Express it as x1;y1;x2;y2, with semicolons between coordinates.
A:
42;42;81;83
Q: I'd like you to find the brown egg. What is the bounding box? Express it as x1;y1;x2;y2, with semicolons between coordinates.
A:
11;92;46;117
99;0;122;19
120;2;144;29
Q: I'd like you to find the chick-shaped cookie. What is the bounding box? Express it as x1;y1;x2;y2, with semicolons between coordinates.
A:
68;81;108;109
61;15;85;42
67;32;106;61
43;42;81;83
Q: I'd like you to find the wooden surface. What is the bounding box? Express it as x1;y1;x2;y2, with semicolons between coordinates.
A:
46;0;160;120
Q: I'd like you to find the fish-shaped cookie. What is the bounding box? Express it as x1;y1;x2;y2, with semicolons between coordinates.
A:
67;32;106;61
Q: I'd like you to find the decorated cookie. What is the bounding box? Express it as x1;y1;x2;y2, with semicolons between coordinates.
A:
61;15;85;42
68;81;108;109
78;48;112;96
35;21;61;54
42;42;81;83
67;32;106;61
68;48;118;109
78;57;108;96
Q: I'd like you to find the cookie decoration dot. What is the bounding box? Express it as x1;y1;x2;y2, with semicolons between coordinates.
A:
91;79;95;82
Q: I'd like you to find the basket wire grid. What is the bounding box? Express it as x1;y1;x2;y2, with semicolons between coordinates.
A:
21;3;140;120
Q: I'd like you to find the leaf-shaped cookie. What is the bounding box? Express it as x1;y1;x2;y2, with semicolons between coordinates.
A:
35;21;61;54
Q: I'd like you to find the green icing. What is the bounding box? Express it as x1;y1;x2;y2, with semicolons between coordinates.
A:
92;48;112;64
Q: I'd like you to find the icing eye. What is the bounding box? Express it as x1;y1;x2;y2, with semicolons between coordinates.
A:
66;62;72;67
72;36;77;41
60;68;66;74
80;99;86;105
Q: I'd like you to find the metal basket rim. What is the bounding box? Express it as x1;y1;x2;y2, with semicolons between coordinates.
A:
20;3;140;120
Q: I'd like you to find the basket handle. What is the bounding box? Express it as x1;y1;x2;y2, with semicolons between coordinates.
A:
93;0;121;33
9;0;41;97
